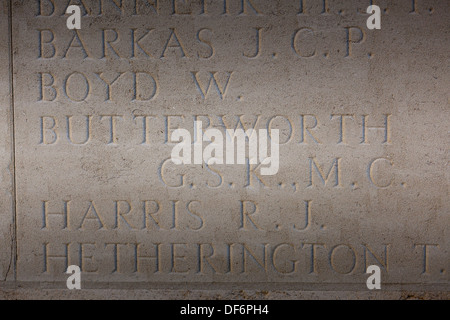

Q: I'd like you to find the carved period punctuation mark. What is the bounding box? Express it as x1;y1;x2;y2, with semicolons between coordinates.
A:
66;5;81;30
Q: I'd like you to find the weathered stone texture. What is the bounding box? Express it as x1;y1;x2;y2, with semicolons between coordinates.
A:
1;0;448;297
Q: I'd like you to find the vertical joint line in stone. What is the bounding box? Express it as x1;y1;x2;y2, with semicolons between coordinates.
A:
7;0;17;281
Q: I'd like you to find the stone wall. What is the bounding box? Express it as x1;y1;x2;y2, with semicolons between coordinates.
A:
0;0;448;299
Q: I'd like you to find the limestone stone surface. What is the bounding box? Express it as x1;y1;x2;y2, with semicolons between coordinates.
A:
0;0;14;282
5;0;450;297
